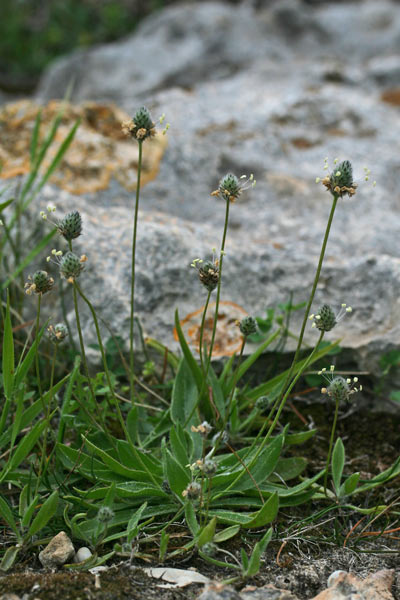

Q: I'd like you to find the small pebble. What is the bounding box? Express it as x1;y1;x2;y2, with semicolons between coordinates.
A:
327;571;347;588
74;547;93;563
38;531;75;568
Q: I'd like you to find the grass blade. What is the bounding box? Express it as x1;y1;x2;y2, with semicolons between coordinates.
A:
1;228;57;290
14;323;47;390
35;119;80;194
26;490;59;539
174;309;203;390
2;292;14;399
30;110;42;165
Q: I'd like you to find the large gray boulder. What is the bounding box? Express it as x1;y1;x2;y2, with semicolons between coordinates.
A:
17;1;400;377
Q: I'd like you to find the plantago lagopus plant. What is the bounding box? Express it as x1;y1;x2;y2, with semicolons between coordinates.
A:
122;107;169;404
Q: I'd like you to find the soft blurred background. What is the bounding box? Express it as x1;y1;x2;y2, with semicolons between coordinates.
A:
0;0;366;94
0;0;176;93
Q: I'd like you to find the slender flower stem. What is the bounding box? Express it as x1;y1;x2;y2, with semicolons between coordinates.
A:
71;282;97;406
74;283;116;411
324;397;340;496
210;335;247;454
225;336;246;421
35;295;43;398
66;243;116;447
205;196;230;373
183;197;231;428
59;278;77;353
129;139;143;405
35;342;58;494
198;289;212;376
70;279;119;454
275;194;338;414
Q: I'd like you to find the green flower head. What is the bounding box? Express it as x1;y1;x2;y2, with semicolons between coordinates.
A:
25;270;54;296
58;211;82;241
122;106;156;141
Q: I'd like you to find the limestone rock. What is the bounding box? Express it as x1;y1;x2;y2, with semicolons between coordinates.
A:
311;569;395;600
198;582;242;600
241;584;299;599
0;100;166;194
38;531;75;568
37;3;282;103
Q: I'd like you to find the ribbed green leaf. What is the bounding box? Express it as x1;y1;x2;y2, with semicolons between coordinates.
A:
36;120;80;193
197;517;216;548
127;502;148;543
84;437;154;481
341;472;360;497
185;502;200;536
171;358;198;426
21;494;40;528
0;376;69;451
170;425;189;468
247;341;340;401
2;420;47;480
245;527;273;576
174;310;203;390
268;457;307;482
30;110;42;165
242;492;278;529
213;525;240;543
26;490;58;539
0;496;20;538
164;447;190;497
0;546;20;571
331;437;345;494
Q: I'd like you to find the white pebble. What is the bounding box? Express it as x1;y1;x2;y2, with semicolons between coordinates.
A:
327;570;347;588
74;547;93;563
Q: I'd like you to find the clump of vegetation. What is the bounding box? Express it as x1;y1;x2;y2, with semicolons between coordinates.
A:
0;107;398;581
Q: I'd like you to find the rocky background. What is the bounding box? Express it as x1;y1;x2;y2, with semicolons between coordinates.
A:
3;0;400;377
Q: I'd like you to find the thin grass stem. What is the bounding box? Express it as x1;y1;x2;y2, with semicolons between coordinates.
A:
35;295;43;398
205;196;230;372
199;289;212;376
273;194;338;418
324;396;340;496
129;139;143;405
183;196;231;427
35;342;58;494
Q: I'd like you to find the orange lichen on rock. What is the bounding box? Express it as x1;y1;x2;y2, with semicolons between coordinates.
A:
381;88;400;106
0;100;167;194
174;301;249;358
